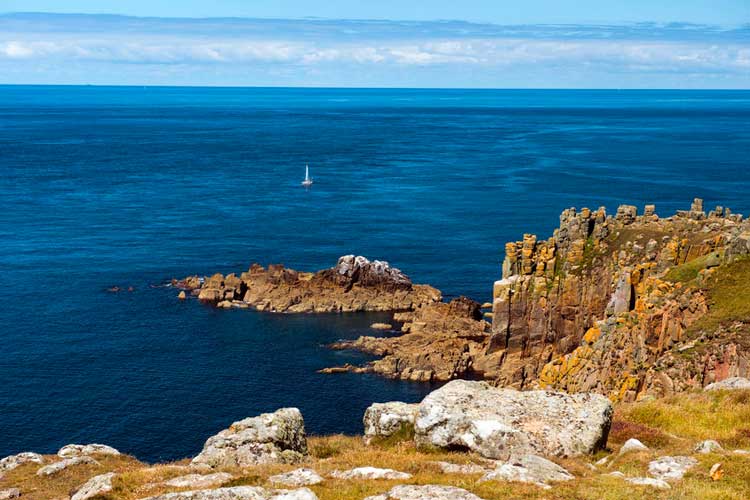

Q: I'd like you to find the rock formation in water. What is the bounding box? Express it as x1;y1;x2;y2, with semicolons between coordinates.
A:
175;255;441;313
326;199;750;398
324;297;490;381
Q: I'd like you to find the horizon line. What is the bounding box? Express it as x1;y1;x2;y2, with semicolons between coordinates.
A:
1;83;749;91
3;11;749;29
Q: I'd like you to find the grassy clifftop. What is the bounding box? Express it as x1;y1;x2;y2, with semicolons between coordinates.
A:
2;390;749;500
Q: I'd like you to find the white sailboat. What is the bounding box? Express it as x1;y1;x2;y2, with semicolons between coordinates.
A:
301;164;313;187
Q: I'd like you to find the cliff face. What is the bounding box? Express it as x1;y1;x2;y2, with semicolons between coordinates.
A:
488;198;750;400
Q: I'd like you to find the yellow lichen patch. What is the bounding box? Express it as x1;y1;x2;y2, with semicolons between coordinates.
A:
583;326;602;345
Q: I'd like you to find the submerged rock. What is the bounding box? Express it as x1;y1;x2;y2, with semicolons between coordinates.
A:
363;402;418;444
363;485;485;500
192;408;308;468
71;472;116;500
414;380;612;460
480;454;573;489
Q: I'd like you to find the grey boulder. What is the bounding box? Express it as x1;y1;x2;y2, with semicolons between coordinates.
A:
414;380;612;459
192;408;308;468
363;402;418;444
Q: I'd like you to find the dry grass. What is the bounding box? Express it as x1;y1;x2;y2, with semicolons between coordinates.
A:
2;391;749;499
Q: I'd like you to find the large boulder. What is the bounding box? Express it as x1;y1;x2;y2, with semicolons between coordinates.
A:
414;380;612;459
192;408;308;468
363;402;418;444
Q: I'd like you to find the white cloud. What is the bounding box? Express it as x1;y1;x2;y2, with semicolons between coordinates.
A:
0;14;748;86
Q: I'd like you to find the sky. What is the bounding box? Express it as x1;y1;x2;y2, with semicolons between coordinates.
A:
0;1;749;88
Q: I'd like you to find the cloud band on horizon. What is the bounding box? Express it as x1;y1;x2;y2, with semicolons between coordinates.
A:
1;13;748;88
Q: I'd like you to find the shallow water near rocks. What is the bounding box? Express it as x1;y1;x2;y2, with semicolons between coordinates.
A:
1;86;749;462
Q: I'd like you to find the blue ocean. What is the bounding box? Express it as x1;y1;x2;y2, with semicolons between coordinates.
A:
1;86;749;463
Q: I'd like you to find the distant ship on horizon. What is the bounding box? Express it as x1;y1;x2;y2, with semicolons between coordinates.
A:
302;164;313;187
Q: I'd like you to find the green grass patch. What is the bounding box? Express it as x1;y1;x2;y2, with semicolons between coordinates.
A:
665;251;722;283
691;256;750;332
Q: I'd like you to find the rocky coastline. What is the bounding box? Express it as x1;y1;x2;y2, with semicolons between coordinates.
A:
9;197;746;498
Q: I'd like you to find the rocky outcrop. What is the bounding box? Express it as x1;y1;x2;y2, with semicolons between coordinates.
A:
324;297;490;382
164;473;233;489
330;467;411;480
413;380;612;460
175;256;440;313
363;402;418;444
479;454;573;489
192;408;308;468
36;456;99;476
363;485;485;500
268;468;323;487
58;443;120;458
0;452;44;476
485;199;750;399
71;472;116;500
647;456;697;481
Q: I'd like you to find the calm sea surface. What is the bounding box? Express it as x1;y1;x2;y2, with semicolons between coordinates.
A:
1;86;749;462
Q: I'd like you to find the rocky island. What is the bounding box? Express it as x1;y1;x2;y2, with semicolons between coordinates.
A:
175;255;441;313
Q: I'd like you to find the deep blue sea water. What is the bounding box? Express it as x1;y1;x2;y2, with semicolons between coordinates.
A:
1;86;749;463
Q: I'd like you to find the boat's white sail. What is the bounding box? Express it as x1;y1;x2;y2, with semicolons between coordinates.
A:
302;164;313;186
